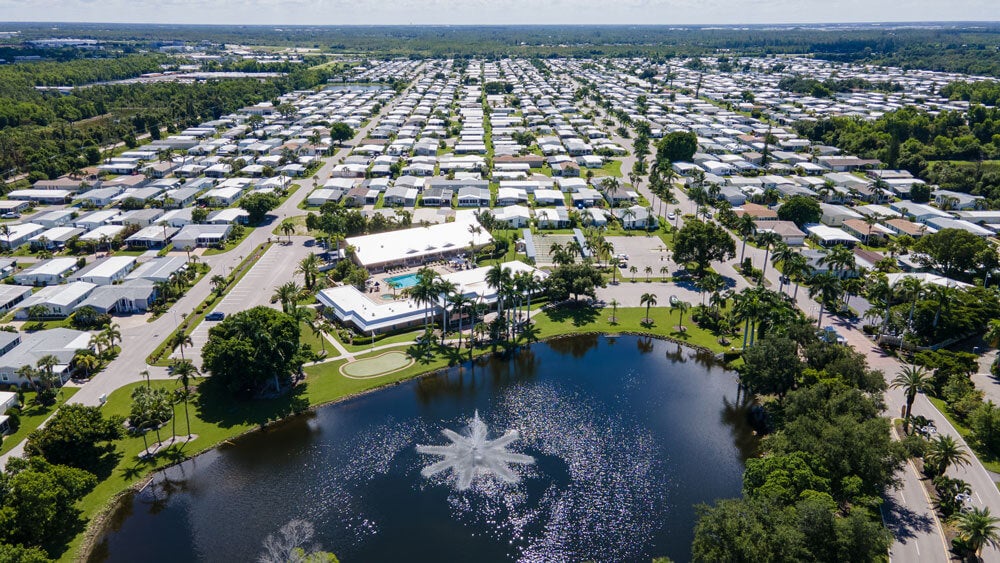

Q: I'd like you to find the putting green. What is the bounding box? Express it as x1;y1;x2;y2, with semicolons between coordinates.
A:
340;350;413;379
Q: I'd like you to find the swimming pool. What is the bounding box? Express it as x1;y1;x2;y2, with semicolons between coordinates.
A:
384;272;421;289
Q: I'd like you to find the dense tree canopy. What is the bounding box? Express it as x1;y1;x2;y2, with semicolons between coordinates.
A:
543;263;605;301
201;306;306;398
672;219;736;275
24;404;123;472
240;192;282;225
776;195;821;227
656;131;698;165
912;228;996;279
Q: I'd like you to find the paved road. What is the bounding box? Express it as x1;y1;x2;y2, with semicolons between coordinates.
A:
587;100;961;562
0;74;425;466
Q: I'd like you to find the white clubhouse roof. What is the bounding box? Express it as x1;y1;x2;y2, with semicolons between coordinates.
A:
346;210;492;268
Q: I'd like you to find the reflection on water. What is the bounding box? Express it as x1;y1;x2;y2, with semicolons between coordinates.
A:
92;336;756;563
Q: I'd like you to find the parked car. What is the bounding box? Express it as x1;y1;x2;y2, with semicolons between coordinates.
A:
1;212;20;219
206;311;225;321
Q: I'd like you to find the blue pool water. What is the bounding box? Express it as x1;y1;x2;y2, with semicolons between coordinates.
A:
384;272;421;289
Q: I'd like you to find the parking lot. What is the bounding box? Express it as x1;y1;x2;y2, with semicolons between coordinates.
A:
175;238;314;365
606;235;673;282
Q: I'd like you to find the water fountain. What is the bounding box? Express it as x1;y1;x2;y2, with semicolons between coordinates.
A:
417;411;534;490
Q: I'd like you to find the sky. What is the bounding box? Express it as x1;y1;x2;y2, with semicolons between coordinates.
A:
0;0;997;26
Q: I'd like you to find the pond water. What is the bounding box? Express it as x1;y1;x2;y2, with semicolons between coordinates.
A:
90;335;757;563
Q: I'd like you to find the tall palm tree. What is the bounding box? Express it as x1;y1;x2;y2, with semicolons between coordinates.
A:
296;253;321;290
736;214;756;264
448;292;473;350
926;435;970;476
769;242;797;293
171;359;199;438
640;292;657;323
952;507;1000;558
16;365;38;392
891;365;935;429
671;299;691;332
36;355;60;389
279;219;296;244
808;272;843;328
411;267;443;330
210;274;227;295
817;244;856;278
102;323;122;351
271;281;305;314
783;252;812;300
169;331;193;361
756;232;782;283
608;298;620;323
924;284;954;329
435;279;458;334
899;276;926;346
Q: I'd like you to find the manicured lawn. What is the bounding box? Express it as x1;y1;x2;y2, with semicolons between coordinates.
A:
592;159;623;178
202;226;256;256
532;305;730;354
0;387;78;456
335;327;424;353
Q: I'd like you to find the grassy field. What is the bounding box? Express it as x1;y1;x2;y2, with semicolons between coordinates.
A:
0;387;79;456
532;305;730;353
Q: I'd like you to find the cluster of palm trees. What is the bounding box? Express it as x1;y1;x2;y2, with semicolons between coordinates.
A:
401;264;542;351
88;322;122;360
15;354;63;405
131;358;201;456
153;263;200;307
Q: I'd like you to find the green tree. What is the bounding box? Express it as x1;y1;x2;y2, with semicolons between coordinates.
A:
329;122;354;145
925;434;971;476
656;131;698;165
543;263;605;301
739;338;803;398
0;457;97;550
692;497;806;562
952;507;1000;559
129;385;173;450
743;452;831;505
239;192;281;225
891;364;935;429
912;228;992;279
640;292;657;323
171;359;199;438
201;306;304;397
776;195;821;227
672;219;736;276
24;404;124;472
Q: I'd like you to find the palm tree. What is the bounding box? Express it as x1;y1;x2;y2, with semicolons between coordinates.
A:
926;435;971;476
900;276;925;346
171;359;199;438
130;385;173;450
644;265;653;282
102;323;122;352
756;232;782;283
783;252;812;300
629;265;638;282
671;299;691;332
280;219;296;243
925;284;954;329
0;224;10;251
608;298;620;323
953;507;1000;559
448;292;473;350
659;265;670;282
90;332;109;359
210;274;227;295
640;292;657;323
168;331;193;361
410;267;443;330
808;272;843;328
271;281;305;314
770;242;797;294
16;365;38;392
36;355;60;389
73;352;101;379
736;214;756;264
891;365;935;429
297;253;321;290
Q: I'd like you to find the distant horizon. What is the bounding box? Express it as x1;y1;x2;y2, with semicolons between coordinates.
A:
0;0;997;28
3;20;1000;28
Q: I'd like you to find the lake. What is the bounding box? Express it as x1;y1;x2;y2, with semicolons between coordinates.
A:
91;335;756;563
